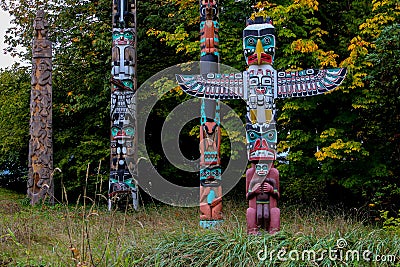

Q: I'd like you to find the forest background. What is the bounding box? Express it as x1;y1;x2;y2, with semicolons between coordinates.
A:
0;0;399;214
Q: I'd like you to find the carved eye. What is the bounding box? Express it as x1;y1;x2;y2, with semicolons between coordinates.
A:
124;32;133;39
124;127;135;136
262;165;268;171
247;130;258;141
268;132;274;139
212;169;220;176
247;38;256;46
111;127;119;137
264;130;276;141
200;7;206;16
263;36;270;45
256;165;261;171
112;32;122;40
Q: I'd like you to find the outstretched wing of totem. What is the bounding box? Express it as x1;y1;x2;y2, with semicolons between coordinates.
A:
175;73;245;99
176;67;346;100
276;68;347;98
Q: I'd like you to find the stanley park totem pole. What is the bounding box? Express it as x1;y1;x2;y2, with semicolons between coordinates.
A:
198;0;223;228
108;0;138;210
176;14;346;233
28;10;54;205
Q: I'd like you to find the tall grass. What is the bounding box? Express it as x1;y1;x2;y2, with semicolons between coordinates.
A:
0;186;399;266
131;204;400;267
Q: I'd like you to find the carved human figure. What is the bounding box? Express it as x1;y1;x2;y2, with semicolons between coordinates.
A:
246;162;280;234
199;166;223;220
37;59;52;86
33;10;48;39
112;28;135;80
200;0;219;57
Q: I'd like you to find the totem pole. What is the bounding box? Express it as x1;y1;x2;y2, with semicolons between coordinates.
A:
176;14;346;234
198;0;223;228
28;10;54;205
108;0;138;210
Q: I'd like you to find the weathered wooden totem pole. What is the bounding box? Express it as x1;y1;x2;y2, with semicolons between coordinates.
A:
176;13;346;233
108;0;138;210
198;0;223;228
28;10;54;205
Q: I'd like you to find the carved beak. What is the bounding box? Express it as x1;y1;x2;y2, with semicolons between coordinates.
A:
256;39;263;65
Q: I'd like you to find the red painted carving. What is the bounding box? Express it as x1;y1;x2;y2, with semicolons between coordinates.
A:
246;162;280;234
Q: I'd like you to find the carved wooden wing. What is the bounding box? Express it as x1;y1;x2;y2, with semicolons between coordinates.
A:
175;73;245;99
276;68;347;98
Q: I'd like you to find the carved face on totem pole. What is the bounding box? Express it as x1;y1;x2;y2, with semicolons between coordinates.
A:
200;165;221;187
113;29;135;46
246;122;277;162
111;111;135;173
200;0;218;21
243;17;275;66
112;28;135;87
255;162;273;176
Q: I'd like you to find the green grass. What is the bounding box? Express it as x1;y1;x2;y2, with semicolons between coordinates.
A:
0;188;399;266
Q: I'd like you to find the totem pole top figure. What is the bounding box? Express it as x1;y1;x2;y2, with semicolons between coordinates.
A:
32;10;52;59
244;16;275;66
33;10;48;40
201;0;218;21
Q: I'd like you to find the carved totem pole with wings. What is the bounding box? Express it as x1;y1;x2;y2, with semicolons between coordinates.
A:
176;14;346;233
108;0;138;210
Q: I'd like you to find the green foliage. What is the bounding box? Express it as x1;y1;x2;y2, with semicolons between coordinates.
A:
381;210;400;234
0;67;30;190
340;2;400;210
277;0;400;209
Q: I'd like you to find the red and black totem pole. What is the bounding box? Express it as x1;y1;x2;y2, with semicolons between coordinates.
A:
198;0;223;228
108;0;138;210
28;10;54;205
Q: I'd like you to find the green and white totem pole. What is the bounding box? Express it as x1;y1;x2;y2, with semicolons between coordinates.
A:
108;0;138;210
